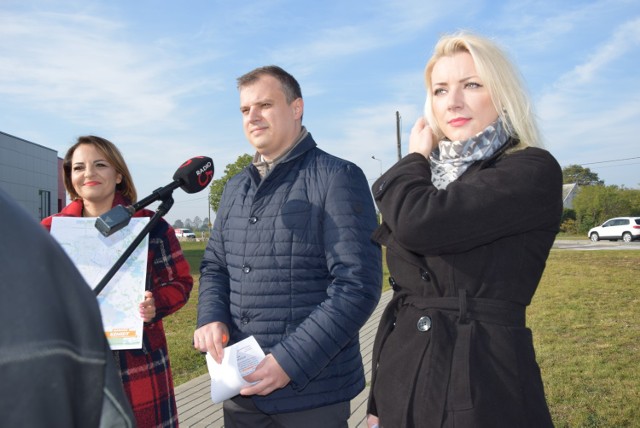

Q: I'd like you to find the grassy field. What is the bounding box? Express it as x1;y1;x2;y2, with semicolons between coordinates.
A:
530;250;640;427
164;240;639;426
163;240;210;385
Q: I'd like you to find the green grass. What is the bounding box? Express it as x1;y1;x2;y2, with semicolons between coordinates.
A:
556;232;587;240
164;241;640;426
530;250;640;427
164;240;209;385
179;240;207;273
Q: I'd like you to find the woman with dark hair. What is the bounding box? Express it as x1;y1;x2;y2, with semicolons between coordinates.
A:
42;135;192;428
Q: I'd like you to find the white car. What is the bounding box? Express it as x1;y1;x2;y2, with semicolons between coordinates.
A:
588;217;640;243
175;228;196;239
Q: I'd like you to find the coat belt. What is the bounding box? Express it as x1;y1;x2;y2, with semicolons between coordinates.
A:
369;291;527;424
403;291;526;327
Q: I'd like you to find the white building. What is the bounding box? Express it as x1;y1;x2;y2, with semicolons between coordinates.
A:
0;131;65;220
562;183;579;210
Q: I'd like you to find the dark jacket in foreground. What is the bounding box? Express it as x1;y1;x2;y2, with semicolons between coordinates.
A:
0;189;135;427
198;133;382;413
368;144;562;427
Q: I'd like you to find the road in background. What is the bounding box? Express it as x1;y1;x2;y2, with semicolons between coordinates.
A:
553;239;640;251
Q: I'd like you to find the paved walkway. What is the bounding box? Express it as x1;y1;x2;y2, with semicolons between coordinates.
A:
175;290;392;428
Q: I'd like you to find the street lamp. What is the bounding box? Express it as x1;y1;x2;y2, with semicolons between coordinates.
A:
371;155;382;177
370;155;383;224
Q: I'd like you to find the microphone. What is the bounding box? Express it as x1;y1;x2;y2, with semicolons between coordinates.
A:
95;156;214;237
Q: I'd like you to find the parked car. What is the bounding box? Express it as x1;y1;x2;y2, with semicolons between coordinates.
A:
588;217;640;242
175;228;196;239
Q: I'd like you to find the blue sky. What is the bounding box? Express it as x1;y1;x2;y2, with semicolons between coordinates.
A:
1;0;639;225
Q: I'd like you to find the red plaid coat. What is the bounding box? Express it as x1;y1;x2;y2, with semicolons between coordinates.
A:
42;193;193;428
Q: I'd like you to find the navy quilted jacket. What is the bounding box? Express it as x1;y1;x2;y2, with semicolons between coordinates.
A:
197;133;382;413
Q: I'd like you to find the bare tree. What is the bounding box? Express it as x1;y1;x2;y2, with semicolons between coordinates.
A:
193;216;202;230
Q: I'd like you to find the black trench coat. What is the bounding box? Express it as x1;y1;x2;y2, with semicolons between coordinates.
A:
367;142;562;428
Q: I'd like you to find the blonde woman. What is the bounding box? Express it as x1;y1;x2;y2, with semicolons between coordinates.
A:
366;32;560;427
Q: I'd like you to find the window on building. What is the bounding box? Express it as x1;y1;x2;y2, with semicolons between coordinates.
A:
39;190;51;220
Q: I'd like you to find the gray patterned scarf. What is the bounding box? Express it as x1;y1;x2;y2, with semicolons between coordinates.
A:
429;117;508;189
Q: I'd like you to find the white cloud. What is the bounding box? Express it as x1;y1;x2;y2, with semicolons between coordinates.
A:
538;15;640;124
560;17;640;86
0;9;220;131
269;25;389;78
495;0;637;51
266;0;456;77
535;14;640;188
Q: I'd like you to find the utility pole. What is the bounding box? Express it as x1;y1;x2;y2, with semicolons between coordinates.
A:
208;193;212;235
396;111;402;161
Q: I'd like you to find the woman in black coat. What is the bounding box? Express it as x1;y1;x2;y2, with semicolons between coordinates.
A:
366;32;562;428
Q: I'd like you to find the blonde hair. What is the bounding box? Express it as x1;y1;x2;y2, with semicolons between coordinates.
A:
424;31;542;150
63;135;137;202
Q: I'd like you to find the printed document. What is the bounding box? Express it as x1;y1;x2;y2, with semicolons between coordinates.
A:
51;217;149;350
206;336;266;403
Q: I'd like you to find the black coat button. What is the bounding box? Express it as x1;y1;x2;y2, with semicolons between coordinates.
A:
242;264;251;274
249;216;258;224
241;317;249;325
388;276;399;291
417;316;432;332
420;270;431;282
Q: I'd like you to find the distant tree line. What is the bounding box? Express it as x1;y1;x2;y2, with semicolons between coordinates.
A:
561;164;640;234
175;158;640;236
171;154;253;231
172;216;210;231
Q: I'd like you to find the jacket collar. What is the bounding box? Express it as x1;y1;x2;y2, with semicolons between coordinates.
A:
478;137;519;168
278;130;317;164
247;131;317;183
59;192;130;217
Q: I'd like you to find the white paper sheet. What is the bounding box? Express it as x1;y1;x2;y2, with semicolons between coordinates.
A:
206;336;266;403
50;217;149;350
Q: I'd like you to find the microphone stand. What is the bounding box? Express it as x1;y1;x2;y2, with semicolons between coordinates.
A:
94;196;174;296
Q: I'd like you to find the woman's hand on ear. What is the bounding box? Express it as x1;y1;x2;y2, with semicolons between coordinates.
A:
409;117;436;159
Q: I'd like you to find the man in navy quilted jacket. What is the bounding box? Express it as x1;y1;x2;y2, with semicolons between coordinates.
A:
194;65;382;427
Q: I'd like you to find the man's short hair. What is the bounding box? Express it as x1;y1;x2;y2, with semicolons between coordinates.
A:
237;65;302;103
